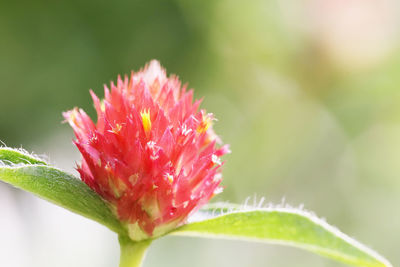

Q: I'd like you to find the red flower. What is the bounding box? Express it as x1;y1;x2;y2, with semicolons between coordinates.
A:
63;60;229;240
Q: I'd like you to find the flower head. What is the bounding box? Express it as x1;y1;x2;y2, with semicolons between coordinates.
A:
63;60;229;240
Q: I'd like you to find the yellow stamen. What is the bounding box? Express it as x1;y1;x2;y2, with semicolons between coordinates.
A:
197;113;213;133
165;173;174;184
100;100;105;112
140;109;152;133
110;123;123;134
67;108;79;125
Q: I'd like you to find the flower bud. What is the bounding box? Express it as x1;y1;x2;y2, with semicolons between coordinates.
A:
64;60;229;241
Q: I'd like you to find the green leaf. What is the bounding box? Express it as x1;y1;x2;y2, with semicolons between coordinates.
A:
0;147;125;235
0;147;47;166
173;204;392;267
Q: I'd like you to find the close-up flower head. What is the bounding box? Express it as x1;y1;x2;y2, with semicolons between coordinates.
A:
63;60;230;240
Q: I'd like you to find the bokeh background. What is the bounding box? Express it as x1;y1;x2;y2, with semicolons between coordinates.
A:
0;0;399;266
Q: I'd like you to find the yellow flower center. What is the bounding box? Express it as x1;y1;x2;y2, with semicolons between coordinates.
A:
140;109;152;133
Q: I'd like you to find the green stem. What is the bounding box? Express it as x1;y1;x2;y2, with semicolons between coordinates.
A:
118;235;152;267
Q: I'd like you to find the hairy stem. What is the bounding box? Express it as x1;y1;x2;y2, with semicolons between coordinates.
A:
119;235;152;267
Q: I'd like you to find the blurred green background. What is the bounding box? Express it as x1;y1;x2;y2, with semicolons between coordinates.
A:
0;0;399;266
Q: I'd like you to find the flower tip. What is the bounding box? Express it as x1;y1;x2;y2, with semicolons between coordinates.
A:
142;59;167;86
146;59;162;69
221;144;232;155
62;108;77;123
